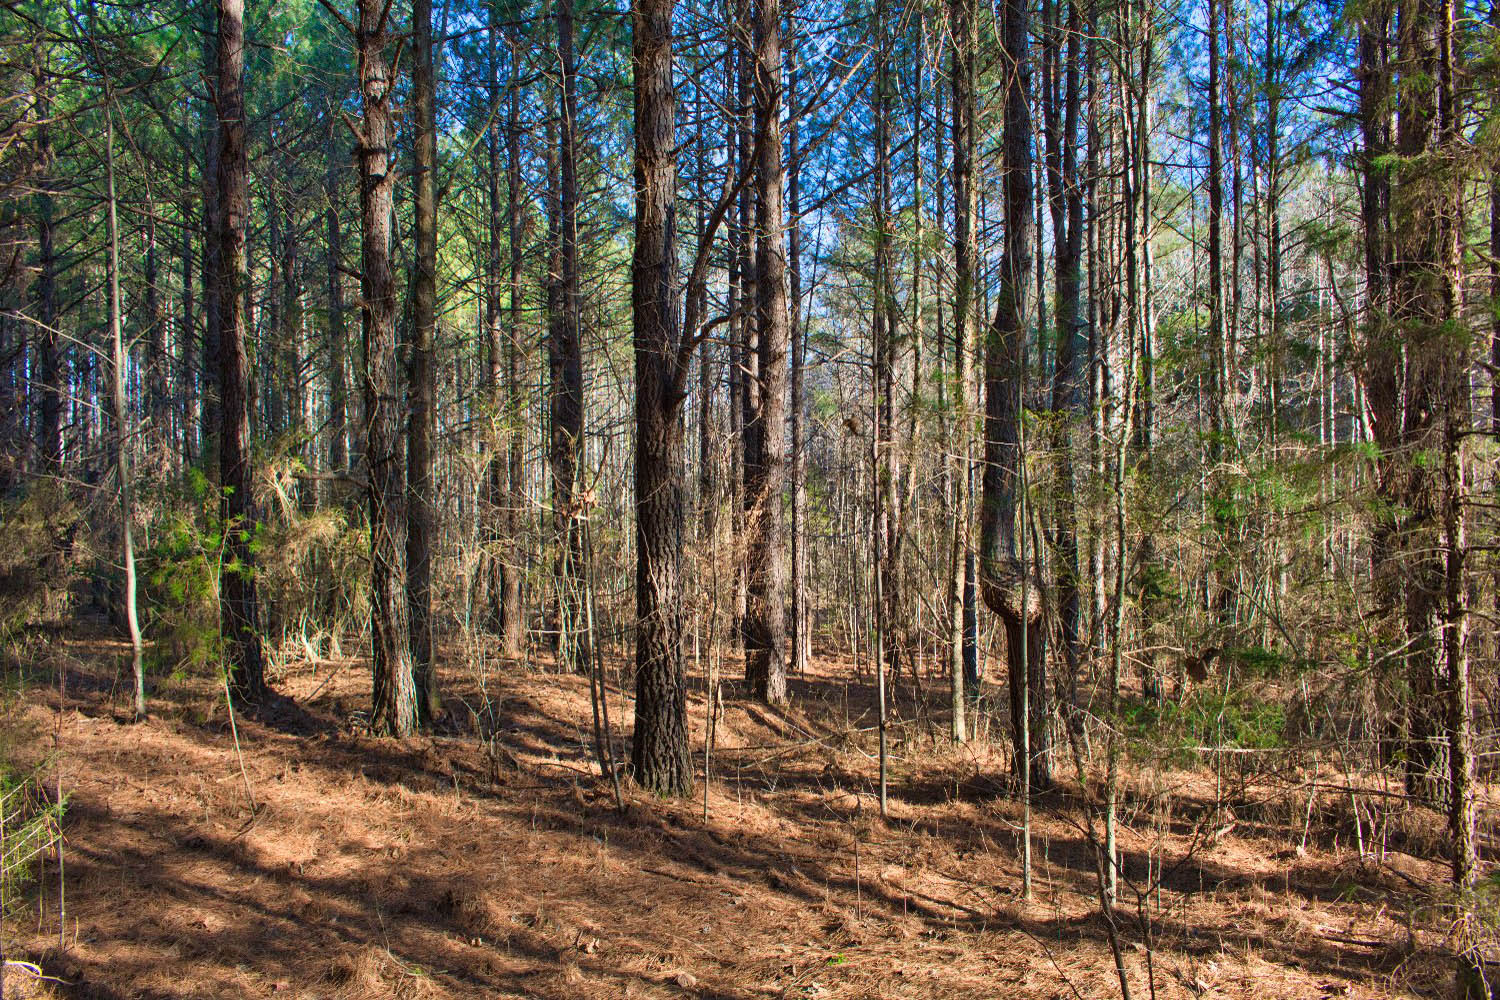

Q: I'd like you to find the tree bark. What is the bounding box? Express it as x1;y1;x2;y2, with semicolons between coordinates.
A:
105;107;146;720
1389;0;1444;796
502;27;528;659
629;0;692;796
484;11;507;636
788;31;808;677
948;0;976;740
872;0;901;699
549;0;588;672
325;125;349;477
144;210;171;465
201;7;223;479
1042;0;1083;709
215;0;266;703
356;0;418;737
980;0;1049;790
33;61;61;472
407;0;441;722
743;0;790;705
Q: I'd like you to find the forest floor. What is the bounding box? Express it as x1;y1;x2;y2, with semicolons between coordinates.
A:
4;624;1482;999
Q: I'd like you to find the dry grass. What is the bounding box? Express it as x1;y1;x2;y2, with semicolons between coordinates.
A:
4;625;1486;999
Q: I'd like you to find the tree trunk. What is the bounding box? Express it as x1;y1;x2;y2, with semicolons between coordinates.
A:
105;107;146;721
325;126;349;477
144;210;171;465
550;0;588;672
215;0;266;703
179;172;197;467
788;33;808;677
484;12;507;637
948;0;976;740
1390;0;1444;797
980;0;1049;791
1042;0;1083;711
502;28;527;660
407;0;441;722
743;0;790;705
33;63;61;472
201;8;222;479
629;0;692;796
872;0;901;701
356;0;418;737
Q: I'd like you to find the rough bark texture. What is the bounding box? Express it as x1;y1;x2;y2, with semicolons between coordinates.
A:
407;0;441;723
201;9;223;478
144;213;171;461
1206;0;1227;459
872;0;901;697
1390;0;1444;796
1043;0;1083;713
502;29;527;660
980;0;1049;790
484;11;507;639
550;0;588;672
788;43;807;678
743;0;789;705
179;174;197;467
215;0;266;703
629;0;692;796
356;0;418;738
948;0;976;740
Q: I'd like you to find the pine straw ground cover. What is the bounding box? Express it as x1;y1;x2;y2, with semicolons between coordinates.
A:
3;628;1483;1000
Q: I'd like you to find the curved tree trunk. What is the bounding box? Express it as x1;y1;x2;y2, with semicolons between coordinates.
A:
979;0;1049;791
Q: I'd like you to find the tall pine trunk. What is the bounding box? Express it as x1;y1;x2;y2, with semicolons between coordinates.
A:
502;26;528;659
948;0;976;740
549;0;588;672
356;0;417;737
215;0;266;703
743;0;790;705
629;0;692;795
324;125;349;477
33;61;61;471
407;0;441;721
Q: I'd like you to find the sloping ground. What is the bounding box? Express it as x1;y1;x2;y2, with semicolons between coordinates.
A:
6;629;1469;999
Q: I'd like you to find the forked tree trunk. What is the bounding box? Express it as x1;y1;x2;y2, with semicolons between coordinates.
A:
979;0;1048;791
